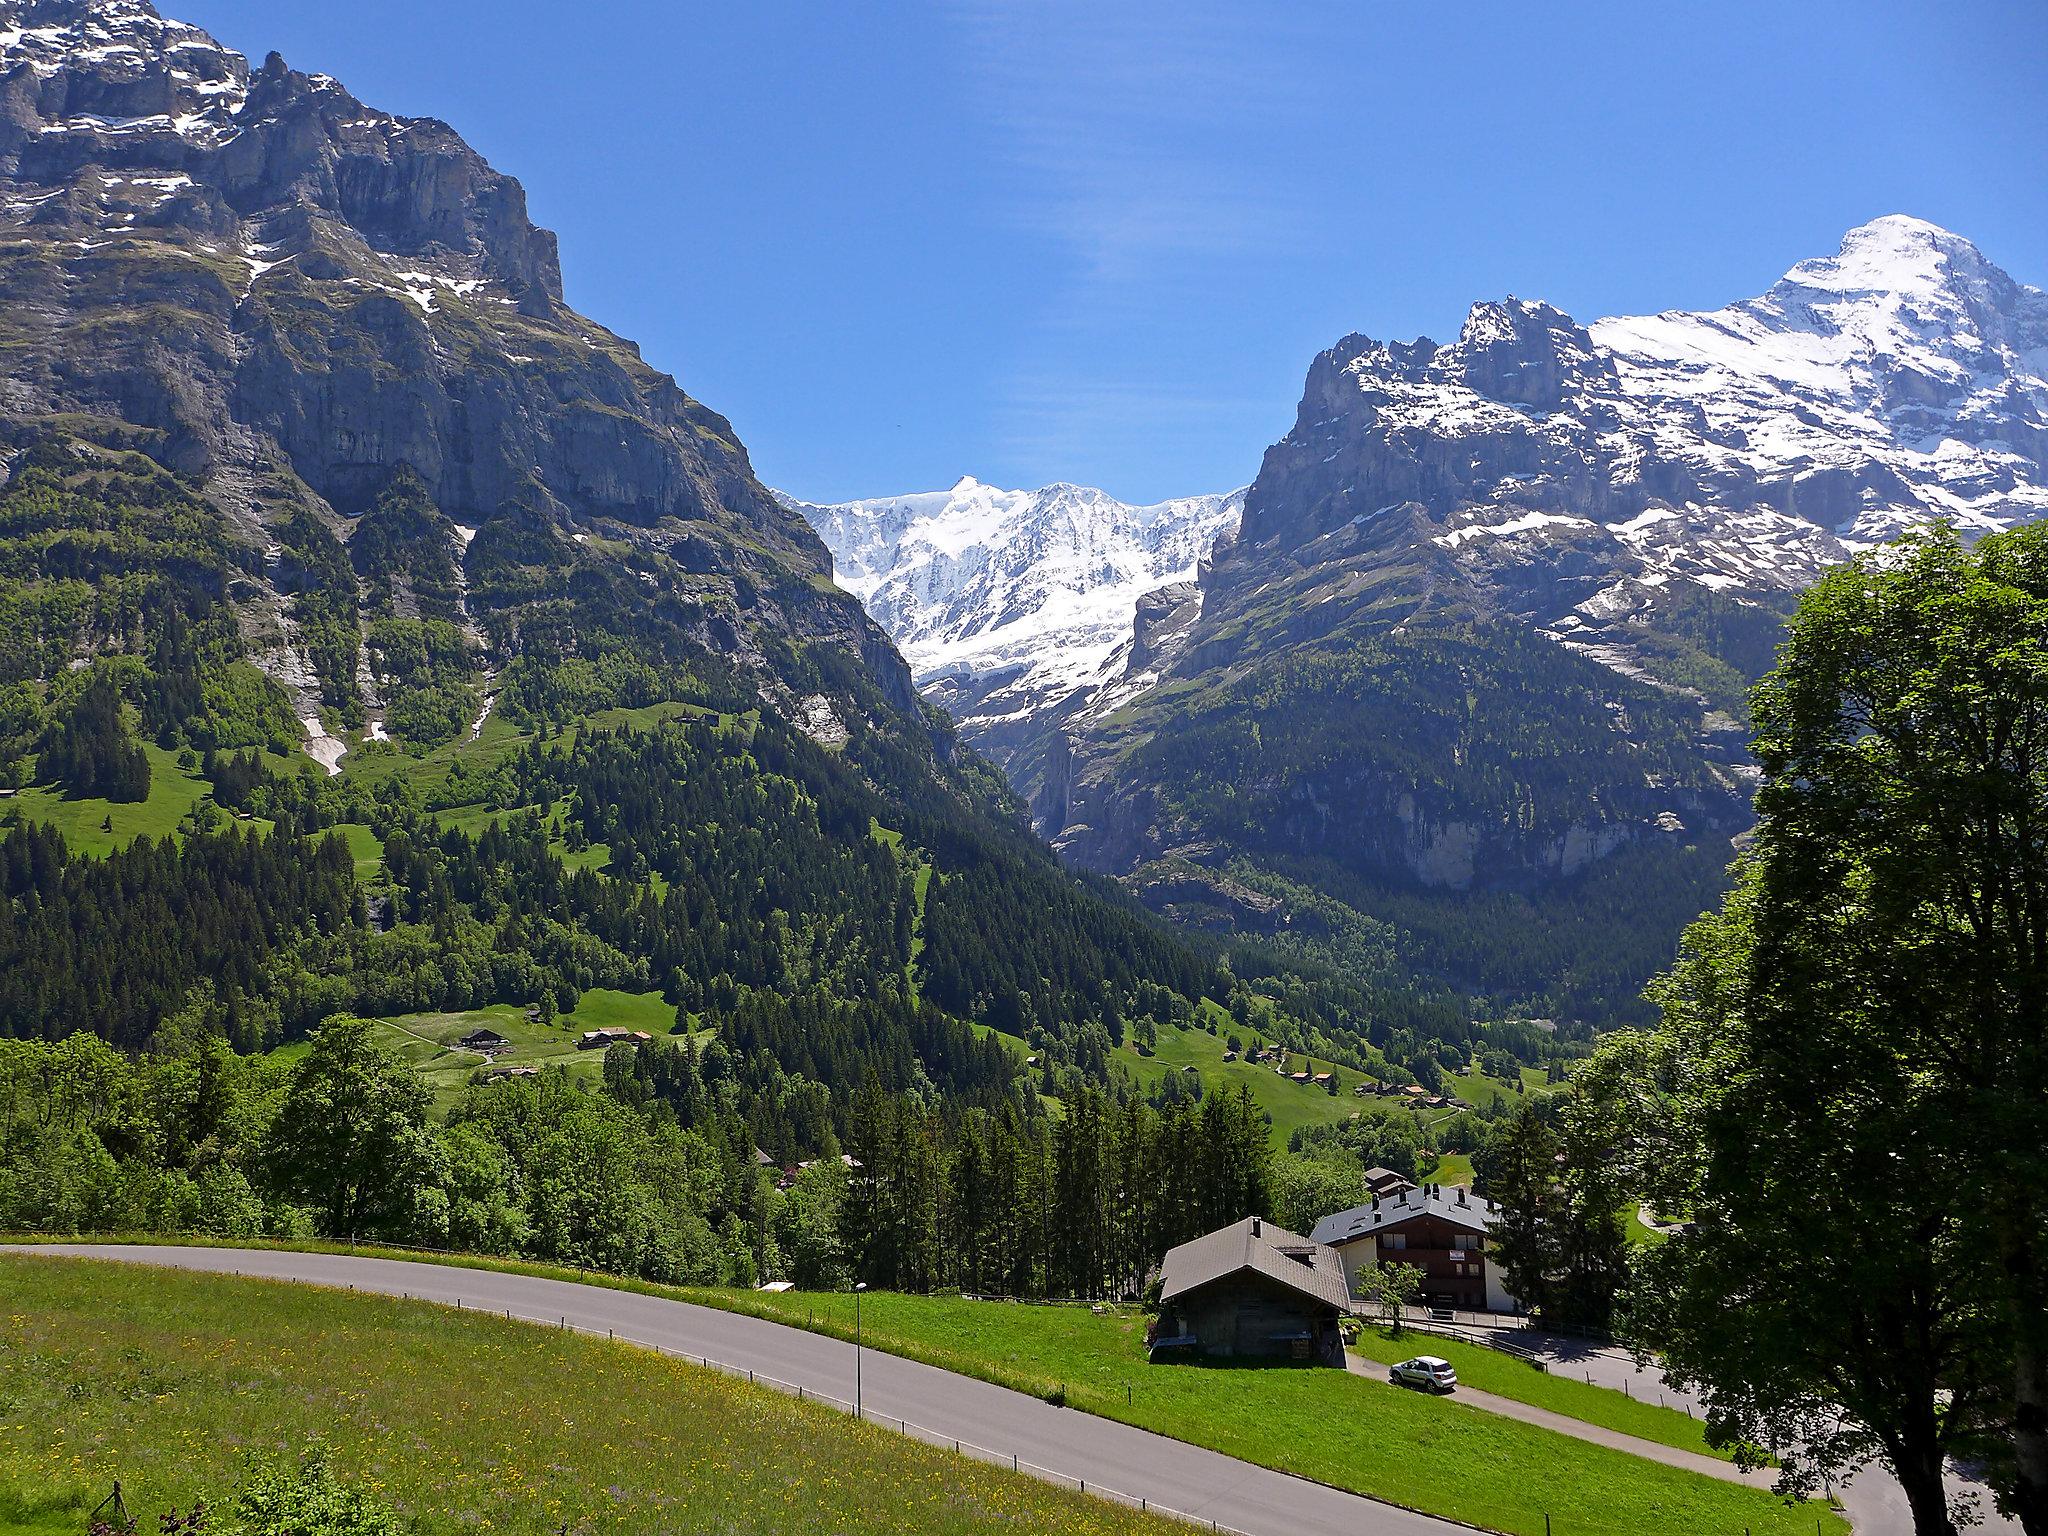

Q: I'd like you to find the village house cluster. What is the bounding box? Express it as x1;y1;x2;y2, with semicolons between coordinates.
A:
1236;1045;1458;1109
1150;1183;1519;1366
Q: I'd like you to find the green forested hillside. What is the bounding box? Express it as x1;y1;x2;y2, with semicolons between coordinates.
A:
0;0;1560;1317
0;418;1554;1303
1087;617;1751;1025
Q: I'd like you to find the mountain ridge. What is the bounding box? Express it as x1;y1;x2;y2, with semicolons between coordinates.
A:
0;0;931;781
0;0;1469;1113
811;215;2047;1025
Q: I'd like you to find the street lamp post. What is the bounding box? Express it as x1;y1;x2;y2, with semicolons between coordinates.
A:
854;1282;867;1420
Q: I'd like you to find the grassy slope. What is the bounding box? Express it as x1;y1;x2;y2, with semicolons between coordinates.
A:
332;820;385;874
0;744;288;856
701;1289;1841;1536
1114;1021;1363;1149
1422;1151;1475;1186
1342;1324;1717;1457
0;1257;1178;1536
359;989;677;1118
1449;1065;1552;1113
344;699;725;798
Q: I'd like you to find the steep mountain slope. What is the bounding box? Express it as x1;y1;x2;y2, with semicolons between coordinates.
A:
0;0;920;783
786;478;1243;809
1039;217;2048;1025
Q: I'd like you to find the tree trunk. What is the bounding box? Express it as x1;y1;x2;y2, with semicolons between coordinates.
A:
1895;1440;1959;1536
2013;1338;2048;1536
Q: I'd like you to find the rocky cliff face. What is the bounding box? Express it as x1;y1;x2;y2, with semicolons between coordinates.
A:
1199;217;2046;693
1033;217;2048;1022
0;0;923;772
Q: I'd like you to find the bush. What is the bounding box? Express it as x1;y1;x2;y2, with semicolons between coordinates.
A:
229;1454;402;1536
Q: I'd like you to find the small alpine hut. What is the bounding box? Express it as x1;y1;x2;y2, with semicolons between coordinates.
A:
1151;1216;1351;1366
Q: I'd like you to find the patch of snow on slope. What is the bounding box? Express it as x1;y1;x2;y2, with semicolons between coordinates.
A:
1436;511;1594;547
300;715;346;776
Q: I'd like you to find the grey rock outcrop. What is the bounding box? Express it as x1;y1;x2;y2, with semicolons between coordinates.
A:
0;0;923;759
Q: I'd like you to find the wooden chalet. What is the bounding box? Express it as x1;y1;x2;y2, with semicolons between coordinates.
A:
1152;1217;1351;1366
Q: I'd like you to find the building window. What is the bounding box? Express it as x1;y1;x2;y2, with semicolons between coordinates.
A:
1384;1234;1406;1251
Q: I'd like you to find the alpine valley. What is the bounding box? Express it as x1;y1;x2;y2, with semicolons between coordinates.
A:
804;215;2048;1026
0;0;1473;1124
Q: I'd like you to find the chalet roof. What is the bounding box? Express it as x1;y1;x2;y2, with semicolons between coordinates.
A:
1159;1217;1352;1314
1310;1184;1500;1248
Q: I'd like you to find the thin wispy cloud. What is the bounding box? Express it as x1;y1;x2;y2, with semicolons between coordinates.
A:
947;0;1317;275
944;0;1325;487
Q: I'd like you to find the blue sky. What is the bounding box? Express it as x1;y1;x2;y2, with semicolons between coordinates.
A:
180;1;2048;505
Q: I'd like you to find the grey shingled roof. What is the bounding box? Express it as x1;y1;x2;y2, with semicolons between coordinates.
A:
1158;1217;1353;1313
1309;1184;1500;1249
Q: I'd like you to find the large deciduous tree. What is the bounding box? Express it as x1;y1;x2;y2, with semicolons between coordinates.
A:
265;1016;442;1241
1633;525;2048;1535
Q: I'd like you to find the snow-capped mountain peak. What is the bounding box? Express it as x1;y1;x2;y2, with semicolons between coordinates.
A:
1192;214;2048;704
779;478;1244;739
1584;216;2048;547
1775;214;2008;306
0;0;249;145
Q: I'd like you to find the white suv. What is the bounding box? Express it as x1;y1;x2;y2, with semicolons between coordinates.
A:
1389;1355;1458;1393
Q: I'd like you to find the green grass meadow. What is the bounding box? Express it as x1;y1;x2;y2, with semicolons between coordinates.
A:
1451;1065;1554;1112
359;988;678;1118
0;1257;1178;1536
1421;1150;1475;1186
698;1288;1843;1536
1343;1324;1720;1458
1114;1021;1363;1148
0;744;287;856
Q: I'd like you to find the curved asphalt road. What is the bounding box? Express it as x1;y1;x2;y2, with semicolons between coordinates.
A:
24;1245;1991;1535
15;1244;1460;1536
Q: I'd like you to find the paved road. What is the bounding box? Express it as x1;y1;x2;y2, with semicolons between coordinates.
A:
24;1245;2002;1535
15;1245;1463;1536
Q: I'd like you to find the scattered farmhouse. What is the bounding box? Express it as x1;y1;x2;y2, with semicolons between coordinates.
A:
459;1027;510;1053
1311;1184;1517;1314
481;1064;540;1082
1152;1216;1351;1366
577;1028;653;1050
